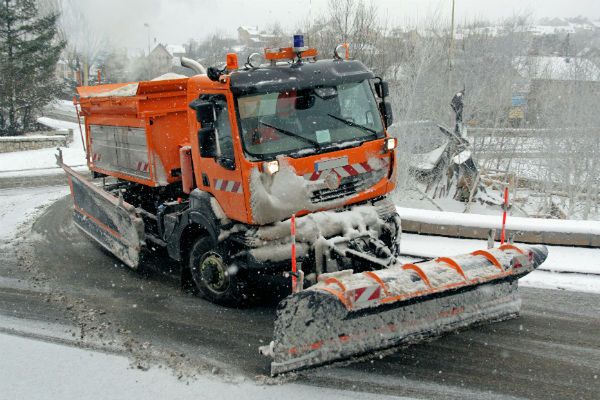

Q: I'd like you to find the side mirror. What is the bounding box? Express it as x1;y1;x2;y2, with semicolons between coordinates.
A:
198;127;218;158
374;81;389;98
207;66;221;82
189;99;215;126
190;98;220;158
379;101;393;128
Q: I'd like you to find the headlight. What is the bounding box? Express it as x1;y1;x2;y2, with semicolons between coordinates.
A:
263;160;280;175
384;137;397;151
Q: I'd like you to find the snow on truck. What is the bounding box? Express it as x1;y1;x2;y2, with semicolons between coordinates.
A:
58;36;548;375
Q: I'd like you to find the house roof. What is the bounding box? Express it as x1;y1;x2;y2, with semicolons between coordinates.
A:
149;44;170;58
165;44;186;56
239;26;260;36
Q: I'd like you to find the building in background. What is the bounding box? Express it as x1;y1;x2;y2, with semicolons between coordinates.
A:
514;56;600;126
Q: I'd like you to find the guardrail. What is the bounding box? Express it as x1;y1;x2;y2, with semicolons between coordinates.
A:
397;207;600;247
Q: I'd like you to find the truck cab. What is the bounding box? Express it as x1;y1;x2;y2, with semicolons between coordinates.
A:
186;56;397;225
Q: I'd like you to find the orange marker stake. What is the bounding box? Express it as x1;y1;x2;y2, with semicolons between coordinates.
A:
500;187;509;245
72;97;86;154
291;214;297;293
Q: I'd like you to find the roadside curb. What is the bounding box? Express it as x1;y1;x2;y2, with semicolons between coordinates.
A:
401;215;600;247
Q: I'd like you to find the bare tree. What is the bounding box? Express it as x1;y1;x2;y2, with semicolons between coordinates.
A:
43;0;108;86
305;0;390;76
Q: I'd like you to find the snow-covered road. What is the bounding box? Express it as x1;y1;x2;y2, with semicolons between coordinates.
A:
0;186;598;400
0;333;407;400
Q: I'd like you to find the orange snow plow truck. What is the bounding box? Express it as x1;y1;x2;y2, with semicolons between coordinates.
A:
58;36;548;375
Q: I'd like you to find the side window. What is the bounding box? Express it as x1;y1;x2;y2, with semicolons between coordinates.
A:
338;81;372;126
213;95;235;161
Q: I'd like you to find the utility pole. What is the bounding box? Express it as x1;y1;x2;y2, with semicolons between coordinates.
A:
448;0;456;128
450;0;455;59
448;0;456;81
144;23;151;56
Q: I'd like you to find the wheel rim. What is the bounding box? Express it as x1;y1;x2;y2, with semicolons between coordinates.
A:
197;252;230;295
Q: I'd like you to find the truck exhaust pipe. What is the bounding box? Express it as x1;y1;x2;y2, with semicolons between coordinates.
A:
181;57;206;75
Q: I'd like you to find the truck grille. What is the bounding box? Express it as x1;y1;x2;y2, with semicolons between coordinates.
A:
310;169;385;203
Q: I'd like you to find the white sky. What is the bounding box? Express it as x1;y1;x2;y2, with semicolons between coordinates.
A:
72;0;600;51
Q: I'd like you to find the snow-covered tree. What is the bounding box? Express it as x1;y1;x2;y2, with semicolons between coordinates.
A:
0;0;65;135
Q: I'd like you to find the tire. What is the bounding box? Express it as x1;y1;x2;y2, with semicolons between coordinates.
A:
382;215;402;257
188;236;247;307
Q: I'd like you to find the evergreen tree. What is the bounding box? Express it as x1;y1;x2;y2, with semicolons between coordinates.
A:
0;0;65;135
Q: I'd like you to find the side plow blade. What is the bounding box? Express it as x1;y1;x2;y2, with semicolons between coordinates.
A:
261;244;548;375
57;153;145;269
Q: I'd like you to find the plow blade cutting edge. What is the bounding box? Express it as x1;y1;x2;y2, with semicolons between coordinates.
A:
261;244;548;375
57;153;145;269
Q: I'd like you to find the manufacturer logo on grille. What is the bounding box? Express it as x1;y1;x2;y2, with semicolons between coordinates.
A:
324;170;341;190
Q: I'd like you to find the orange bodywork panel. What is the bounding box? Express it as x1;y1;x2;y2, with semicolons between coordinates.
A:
77;78;191;187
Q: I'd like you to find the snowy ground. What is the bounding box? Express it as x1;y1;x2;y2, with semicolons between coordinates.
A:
0;333;407;400
0;186;409;400
0;115;85;178
0;185;68;240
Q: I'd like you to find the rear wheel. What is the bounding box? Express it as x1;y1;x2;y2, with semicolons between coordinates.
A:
188;236;247;307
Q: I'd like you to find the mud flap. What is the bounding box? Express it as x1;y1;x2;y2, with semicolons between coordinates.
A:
261;244;548;375
57;153;144;269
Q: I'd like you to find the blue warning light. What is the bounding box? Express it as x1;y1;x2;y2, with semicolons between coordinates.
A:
293;35;305;50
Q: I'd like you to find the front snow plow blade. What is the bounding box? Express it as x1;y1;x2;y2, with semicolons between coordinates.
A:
261;244;548;375
57;153;144;268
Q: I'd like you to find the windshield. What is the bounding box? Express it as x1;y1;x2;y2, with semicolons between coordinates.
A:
236;80;384;159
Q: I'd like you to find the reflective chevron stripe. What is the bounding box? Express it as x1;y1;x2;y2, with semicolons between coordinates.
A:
304;158;389;181
350;285;382;307
136;161;149;172
213;178;243;193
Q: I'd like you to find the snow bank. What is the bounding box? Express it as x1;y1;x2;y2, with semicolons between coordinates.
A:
37;116;79;132
85;83;139;98
410;142;447;171
83;74;187;98
401;233;600;292
520;270;600;294
0;186;69;241
151;73;187;81
0;117;85;177
397;206;600;236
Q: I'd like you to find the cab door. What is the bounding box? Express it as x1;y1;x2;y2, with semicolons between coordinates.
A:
190;92;248;223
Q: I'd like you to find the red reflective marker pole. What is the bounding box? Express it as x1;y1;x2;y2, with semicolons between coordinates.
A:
500;187;509;245
291;214;297;293
72;96;86;154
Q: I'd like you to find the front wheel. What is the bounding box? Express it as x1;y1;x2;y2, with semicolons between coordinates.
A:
188;237;248;307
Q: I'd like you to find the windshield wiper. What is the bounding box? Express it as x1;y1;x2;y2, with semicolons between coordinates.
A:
259;121;321;147
327;114;379;137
